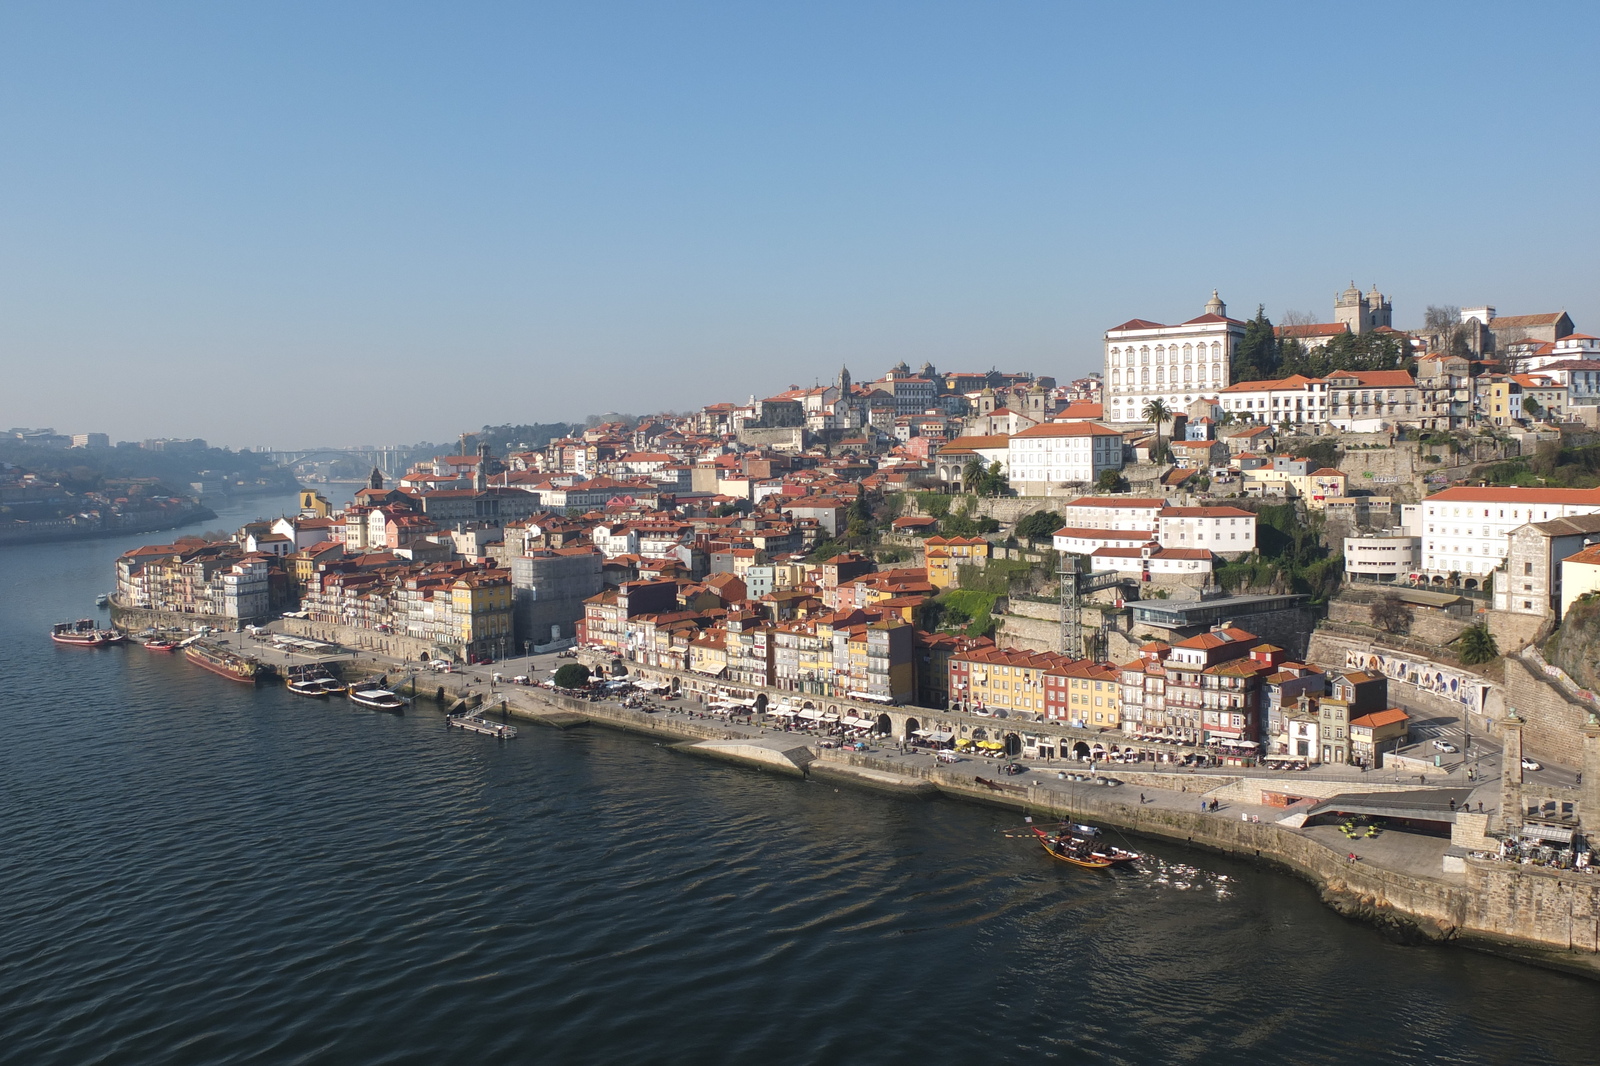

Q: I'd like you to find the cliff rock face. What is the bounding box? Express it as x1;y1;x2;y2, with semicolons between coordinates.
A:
1545;598;1600;693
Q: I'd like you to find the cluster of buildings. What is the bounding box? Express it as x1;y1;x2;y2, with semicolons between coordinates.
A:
1114;624;1410;766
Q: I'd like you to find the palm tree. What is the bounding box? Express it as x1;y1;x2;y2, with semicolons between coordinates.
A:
1452;623;1499;666
1141;399;1171;463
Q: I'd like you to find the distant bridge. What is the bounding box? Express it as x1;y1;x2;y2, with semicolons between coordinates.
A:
267;447;413;478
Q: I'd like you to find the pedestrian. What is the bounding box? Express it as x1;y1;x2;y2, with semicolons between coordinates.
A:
1200;799;1206;812
1140;793;1146;805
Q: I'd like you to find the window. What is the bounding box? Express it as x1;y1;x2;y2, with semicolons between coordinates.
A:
1524;562;1533;575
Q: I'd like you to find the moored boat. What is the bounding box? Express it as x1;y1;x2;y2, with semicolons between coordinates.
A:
184;642;263;684
141;637;179;652
288;677;345;698
1031;826;1115;869
51;619;125;646
349;688;406;712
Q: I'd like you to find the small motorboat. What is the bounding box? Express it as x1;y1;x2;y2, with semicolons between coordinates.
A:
141;637;180;652
95;593;110;608
348;688;406;712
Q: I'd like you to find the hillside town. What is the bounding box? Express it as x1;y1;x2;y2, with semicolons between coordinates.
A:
110;288;1600;849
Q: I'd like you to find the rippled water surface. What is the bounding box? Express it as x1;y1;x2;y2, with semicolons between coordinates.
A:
3;495;1598;1065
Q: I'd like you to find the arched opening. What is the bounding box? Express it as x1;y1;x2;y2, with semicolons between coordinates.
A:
802;700;815;710
1004;733;1021;756
610;657;626;677
971;726;987;741
1463;578;1478;590
875;713;892;735
904;717;920;740
754;693;768;713
1073;741;1092;759
670;677;680;693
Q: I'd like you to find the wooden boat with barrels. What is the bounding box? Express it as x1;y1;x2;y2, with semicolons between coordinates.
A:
51;619;125;646
184;641;263;684
1031;826;1115;869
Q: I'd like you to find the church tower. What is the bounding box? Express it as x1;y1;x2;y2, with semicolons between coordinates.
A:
838;366;852;394
368;466;384;491
474;442;491;491
1204;290;1227;318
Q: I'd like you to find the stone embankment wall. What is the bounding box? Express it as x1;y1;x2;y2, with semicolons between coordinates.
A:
1503;655;1598;769
818;749;1599;969
282;617;440;664
110;601;247;632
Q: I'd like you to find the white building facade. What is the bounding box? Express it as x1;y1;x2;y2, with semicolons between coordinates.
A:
1104;291;1245;424
1218;375;1330;427
1006;421;1124;490
1421;486;1600;583
1155;506;1257;555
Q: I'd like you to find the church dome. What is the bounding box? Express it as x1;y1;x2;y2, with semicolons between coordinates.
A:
1204;290;1226;317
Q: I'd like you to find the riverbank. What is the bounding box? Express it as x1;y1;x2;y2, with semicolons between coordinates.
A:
0;504;217;547
203;636;1600;981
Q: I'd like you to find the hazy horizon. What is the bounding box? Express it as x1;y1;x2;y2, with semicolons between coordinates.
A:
3;1;1596;449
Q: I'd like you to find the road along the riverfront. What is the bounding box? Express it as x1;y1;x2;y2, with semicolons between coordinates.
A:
200;629;1600;980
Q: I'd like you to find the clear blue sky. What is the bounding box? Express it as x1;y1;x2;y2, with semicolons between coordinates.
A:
2;1;1595;448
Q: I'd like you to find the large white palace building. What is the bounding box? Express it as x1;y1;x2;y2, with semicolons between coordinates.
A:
1104;291;1246;424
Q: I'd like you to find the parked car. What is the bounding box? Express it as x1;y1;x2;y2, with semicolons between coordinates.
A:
1432;740;1458;753
1521;757;1542;772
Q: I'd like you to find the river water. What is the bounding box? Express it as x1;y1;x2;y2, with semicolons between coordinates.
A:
2;494;1597;1066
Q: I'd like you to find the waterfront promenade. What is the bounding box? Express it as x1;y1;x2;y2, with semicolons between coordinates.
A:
197;626;1600;976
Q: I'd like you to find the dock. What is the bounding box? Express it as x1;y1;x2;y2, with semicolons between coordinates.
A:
447;714;517;739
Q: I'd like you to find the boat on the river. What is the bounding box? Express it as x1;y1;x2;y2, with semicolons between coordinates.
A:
51;619;125;646
1059;822;1142;866
287;676;345;698
184;642;263;684
349;688;406;712
1031;826;1115;869
141;637;179;652
95;593;110;607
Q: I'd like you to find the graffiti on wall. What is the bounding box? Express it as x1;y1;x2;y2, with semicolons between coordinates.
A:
1345;649;1492;714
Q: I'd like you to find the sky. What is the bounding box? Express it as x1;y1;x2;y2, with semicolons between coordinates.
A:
2;1;1596;449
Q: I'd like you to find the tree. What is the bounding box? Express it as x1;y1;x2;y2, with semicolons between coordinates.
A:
1014;510;1063;540
1523;395;1543;420
1370;595;1410;634
1424;305;1471;358
1451;623;1499;665
1141;399;1171;463
1231;305;1279;382
1096;469;1129;493
552;663;592;689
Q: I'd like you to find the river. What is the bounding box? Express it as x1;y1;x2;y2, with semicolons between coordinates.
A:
1;493;1596;1066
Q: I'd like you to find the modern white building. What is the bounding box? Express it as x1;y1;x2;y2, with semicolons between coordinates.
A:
1421;486;1600;584
1218;375;1330;427
1344;534;1421;582
1104;292;1245;424
1006;421;1124;491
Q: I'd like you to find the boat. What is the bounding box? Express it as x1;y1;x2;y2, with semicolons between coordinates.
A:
51;619;125;646
1031;826;1115;869
287;677;344;698
95;593;110;607
1048;822;1142;866
184;642;264;684
141;637;180;652
348;688;406;712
